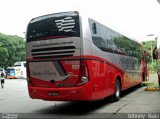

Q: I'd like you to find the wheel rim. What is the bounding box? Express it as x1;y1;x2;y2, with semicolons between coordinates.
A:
116;83;120;98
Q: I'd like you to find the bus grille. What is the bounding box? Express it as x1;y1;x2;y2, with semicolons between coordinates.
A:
31;46;75;59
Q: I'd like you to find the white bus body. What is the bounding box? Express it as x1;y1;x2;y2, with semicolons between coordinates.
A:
7;61;26;79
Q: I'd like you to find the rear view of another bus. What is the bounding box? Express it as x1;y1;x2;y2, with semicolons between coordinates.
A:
26;11;93;101
7;61;26;79
7;67;16;79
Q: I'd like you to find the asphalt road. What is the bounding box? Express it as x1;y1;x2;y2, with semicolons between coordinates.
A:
0;76;160;118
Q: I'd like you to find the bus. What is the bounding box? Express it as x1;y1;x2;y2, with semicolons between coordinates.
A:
7;61;26;79
26;11;148;101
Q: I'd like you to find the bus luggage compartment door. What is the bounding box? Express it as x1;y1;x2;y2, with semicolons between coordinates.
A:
28;60;82;88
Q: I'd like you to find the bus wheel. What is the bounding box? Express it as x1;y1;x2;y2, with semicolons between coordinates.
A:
112;79;121;102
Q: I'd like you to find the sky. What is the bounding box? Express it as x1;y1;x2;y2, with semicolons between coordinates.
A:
0;0;160;42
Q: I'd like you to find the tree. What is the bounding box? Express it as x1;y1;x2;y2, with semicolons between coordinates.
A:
142;40;157;54
0;47;9;68
0;33;25;68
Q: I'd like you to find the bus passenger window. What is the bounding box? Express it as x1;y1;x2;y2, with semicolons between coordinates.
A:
92;23;97;34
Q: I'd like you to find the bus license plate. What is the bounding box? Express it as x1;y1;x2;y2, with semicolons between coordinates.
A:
48;92;59;96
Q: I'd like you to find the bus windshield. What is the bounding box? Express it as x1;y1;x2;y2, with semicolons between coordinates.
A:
26;11;80;42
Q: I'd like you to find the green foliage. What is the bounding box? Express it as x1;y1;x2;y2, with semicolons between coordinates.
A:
0;32;25;69
0;47;9;68
142;40;157;72
148;61;157;73
142;40;157;54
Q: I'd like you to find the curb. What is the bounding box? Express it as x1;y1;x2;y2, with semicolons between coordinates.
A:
144;87;160;91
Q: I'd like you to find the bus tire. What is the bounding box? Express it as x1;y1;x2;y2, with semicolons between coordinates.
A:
111;79;121;102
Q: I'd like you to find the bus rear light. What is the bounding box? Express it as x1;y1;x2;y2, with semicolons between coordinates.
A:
76;60;89;86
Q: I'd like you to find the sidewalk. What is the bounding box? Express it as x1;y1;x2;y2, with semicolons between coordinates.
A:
144;73;160;91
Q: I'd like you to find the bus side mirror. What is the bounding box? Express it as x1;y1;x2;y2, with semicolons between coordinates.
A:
153;47;158;59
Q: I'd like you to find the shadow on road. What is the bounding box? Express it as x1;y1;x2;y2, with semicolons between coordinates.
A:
121;84;142;98
35;99;111;115
34;85;142;115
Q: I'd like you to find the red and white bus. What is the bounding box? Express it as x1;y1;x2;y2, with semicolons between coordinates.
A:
26;11;145;101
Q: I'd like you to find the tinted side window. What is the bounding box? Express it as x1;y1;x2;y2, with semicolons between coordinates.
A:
88;18;142;60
